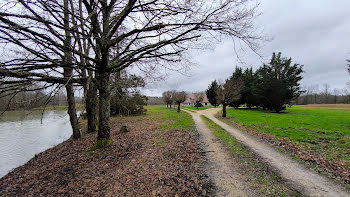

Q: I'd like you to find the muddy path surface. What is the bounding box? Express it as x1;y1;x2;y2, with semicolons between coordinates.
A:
196;108;350;197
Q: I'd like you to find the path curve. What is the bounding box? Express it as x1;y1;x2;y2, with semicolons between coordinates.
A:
197;108;350;197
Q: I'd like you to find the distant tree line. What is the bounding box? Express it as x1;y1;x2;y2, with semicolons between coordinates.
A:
206;52;304;115
0;86;80;111
295;84;350;105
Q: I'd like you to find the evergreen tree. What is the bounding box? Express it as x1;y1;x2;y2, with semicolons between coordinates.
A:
206;80;219;107
230;67;245;108
242;67;259;108
254;52;304;112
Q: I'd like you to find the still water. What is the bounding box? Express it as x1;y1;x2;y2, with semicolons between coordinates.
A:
0;110;73;178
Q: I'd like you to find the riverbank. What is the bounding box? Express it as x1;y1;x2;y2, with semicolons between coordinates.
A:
0;106;213;196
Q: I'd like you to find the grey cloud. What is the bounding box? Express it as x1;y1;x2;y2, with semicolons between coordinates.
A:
144;0;350;96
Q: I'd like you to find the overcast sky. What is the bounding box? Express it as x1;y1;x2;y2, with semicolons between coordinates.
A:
143;0;350;97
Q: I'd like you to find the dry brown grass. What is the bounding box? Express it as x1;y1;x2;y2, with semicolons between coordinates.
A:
301;104;350;110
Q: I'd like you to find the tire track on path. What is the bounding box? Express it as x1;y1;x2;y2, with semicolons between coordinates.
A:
197;108;350;197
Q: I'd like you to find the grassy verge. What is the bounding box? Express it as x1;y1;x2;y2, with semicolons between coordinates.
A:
145;105;196;131
183;108;196;113
201;115;301;196
183;106;213;111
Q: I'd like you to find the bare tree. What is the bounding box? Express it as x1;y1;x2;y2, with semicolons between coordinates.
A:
313;84;319;104
0;0;95;138
322;84;330;104
173;91;187;113
216;79;243;117
0;0;263;142
162;91;173;108
333;88;340;104
193;92;205;109
343;87;350;104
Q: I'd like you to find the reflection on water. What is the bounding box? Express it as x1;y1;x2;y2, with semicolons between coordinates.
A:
0;110;73;178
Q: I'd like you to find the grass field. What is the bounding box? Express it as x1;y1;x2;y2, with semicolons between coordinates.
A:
221;105;350;167
145;105;196;131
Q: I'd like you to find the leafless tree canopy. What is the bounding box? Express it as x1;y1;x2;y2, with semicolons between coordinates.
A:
216;79;242;104
0;0;262;141
162;90;173;107
173;90;186;112
173;91;187;104
0;0;262;80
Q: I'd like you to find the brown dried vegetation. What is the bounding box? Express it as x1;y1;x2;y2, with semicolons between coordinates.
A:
0;108;213;196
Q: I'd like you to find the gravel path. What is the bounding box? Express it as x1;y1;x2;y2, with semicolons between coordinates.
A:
197;108;350;197
187;110;251;196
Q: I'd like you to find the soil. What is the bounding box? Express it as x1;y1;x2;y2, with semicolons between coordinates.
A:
199;108;350;197
0;116;214;196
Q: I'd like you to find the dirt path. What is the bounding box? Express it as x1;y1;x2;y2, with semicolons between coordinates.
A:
196;108;350;197
186;110;251;196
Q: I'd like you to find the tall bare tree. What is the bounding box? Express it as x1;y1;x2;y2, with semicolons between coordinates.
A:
162;91;174;108
216;79;243;117
173;91;187;113
323;84;330;104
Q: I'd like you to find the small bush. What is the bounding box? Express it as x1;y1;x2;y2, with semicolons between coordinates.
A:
110;92;148;116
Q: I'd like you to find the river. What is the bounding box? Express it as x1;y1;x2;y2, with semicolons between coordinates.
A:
0;110;73;178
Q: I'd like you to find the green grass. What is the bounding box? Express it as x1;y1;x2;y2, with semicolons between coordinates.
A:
183;106;213;111
145;105;196;131
201;115;301;196
221;106;350;167
183;108;196;113
201;115;249;157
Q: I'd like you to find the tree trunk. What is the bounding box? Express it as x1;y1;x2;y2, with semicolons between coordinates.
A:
222;104;227;117
96;71;111;140
177;103;180;112
170;104;172;108
65;78;81;139
86;79;97;133
314;94;317;104
167;103;168;108
63;0;80;139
